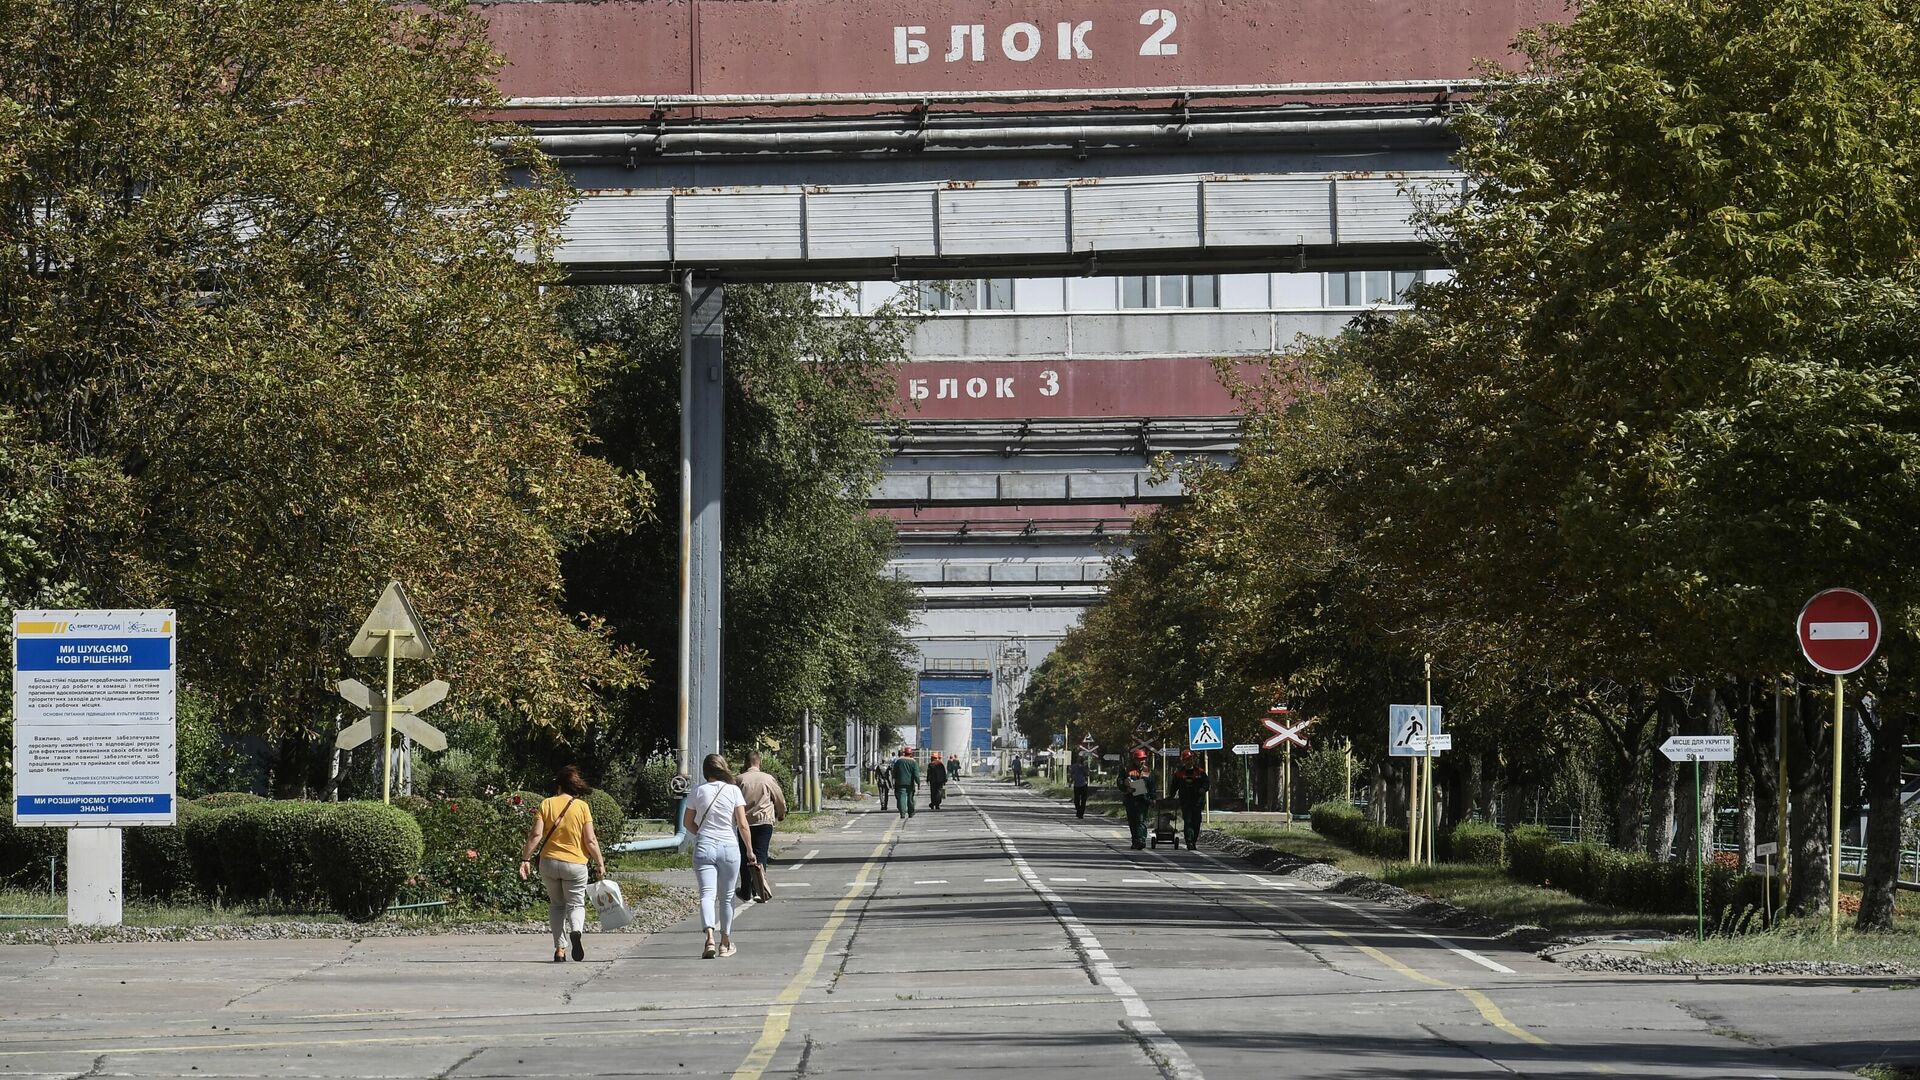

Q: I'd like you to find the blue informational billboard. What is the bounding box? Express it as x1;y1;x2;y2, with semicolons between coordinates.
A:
12;610;178;827
918;675;992;756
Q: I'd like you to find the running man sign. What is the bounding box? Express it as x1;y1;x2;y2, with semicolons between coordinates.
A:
1387;705;1444;757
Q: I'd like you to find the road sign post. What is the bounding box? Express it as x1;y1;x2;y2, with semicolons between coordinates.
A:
1797;588;1881;941
1661;735;1736;942
1389;705;1443;862
342;582;444;804
1263;708;1310;821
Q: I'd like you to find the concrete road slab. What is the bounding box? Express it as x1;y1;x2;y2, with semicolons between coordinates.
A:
0;781;1897;1078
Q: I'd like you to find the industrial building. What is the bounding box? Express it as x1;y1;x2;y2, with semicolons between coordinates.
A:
862;271;1441;755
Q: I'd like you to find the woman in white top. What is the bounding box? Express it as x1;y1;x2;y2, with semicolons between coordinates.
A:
683;753;757;959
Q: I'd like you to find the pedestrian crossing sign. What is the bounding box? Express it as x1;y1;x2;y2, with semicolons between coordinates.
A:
1187;716;1224;751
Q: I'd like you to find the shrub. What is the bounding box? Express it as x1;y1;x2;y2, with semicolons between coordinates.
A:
625;758;681;818
1446;822;1506;866
125;807;198;899
822;779;857;800
1310;801;1407;859
179;801;329;905
192;792;266;809
308;802;423;922
0;814;64;889
399;796;541;913
1507;825;1554;884
584;788;624;845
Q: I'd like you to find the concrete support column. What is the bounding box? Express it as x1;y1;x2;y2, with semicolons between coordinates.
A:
680;276;726;776
67;828;122;926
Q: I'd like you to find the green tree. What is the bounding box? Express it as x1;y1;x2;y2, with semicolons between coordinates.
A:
557;285;918;770
0;0;646;793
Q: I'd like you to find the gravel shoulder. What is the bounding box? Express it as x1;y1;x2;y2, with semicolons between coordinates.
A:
0;884;697;946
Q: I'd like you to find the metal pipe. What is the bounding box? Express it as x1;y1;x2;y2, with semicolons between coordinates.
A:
610;798;692;854
517;117;1450;157
676;273;694;780
498;80;1489;111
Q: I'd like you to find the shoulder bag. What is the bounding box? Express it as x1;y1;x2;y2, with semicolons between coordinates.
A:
531;796;577;875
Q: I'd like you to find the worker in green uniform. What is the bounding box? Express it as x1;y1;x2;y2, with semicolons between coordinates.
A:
891;747;920;820
1118;748;1154;849
1171;750;1211;850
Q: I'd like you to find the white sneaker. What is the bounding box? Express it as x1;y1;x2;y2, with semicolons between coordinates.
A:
718;943;737;958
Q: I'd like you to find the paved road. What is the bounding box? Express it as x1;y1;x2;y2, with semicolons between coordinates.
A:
0;781;1910;1078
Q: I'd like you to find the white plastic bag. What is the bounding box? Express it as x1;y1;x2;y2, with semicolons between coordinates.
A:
586;879;633;931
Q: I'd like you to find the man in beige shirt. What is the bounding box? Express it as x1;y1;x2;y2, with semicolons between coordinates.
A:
734;752;787;900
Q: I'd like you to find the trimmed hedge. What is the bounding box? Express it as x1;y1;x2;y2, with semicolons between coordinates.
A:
0;814;65;889
125;804;198;899
174;800;421;920
310;803;423;921
1445;821;1506;866
192;792;266;809
1504;826;1763;931
584;788;624;845
1316;813;1763;933
1311;801;1410;860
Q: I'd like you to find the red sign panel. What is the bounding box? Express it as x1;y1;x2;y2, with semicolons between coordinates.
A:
480;0;1570;101
1797;588;1881;676
893;357;1266;420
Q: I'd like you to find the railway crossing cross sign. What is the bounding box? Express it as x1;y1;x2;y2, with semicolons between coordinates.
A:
1188;716;1224;752
1262;716;1310;750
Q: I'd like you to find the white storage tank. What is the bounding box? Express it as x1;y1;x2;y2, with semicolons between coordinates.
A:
931;707;972;767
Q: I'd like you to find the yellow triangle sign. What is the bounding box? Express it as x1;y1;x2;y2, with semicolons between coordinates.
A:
347;581;435;660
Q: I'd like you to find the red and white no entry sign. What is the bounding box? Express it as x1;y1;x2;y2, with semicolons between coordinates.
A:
1797;588;1881;676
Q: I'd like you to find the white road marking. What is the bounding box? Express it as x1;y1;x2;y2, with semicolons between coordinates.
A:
778;881;813;887
913;880;949;885
1122;878;1159;884
978;806;1205;1080
1187;848;1516;975
984;877;1018;883
1050;877;1087;883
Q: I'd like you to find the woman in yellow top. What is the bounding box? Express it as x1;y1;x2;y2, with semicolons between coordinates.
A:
518;765;608;962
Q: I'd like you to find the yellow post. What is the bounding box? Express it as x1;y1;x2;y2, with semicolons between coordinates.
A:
377;629;410;805
1777;677;1790;915
1423;654;1436;866
1282;742;1291;823
1407;755;1418;862
1344;739;1353;806
1831;673;1844;942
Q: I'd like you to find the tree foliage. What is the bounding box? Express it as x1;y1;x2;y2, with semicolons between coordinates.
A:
1023;0;1920;926
0;0;646;792
558;285;918;764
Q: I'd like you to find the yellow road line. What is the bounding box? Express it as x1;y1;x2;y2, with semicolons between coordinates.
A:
731;819;901;1080
1183;854;1552;1049
0;1025;760;1059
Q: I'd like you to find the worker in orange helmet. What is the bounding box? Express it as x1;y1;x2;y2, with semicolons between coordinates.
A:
1171;750;1211;850
927;751;948;810
890;746;920;820
1118;748;1155;849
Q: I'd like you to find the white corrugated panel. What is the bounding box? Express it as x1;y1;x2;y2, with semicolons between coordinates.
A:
939;186;1068;256
1334;177;1458;243
559;194;672;265
674;193;804;261
876;474;932;501
808;189;936;259
1072;181;1199;252
1204;179;1331;248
